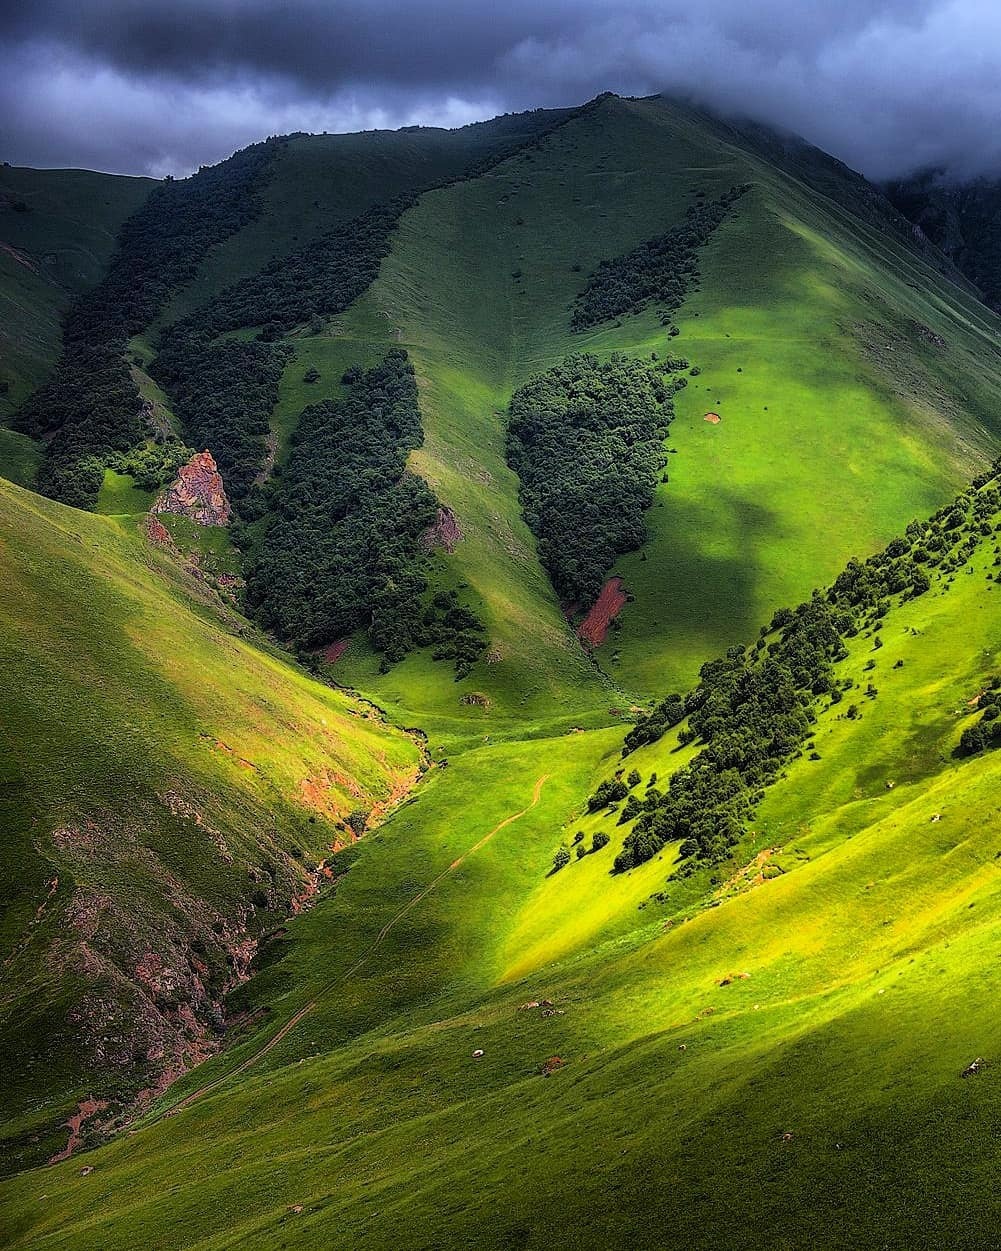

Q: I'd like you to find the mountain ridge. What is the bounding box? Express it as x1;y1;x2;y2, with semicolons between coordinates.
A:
3;90;1001;1249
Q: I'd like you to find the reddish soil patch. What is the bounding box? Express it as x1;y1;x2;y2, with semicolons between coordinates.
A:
320;639;349;665
153;450;231;526
577;577;627;648
144;515;175;549
704;412;722;424
48;1098;109;1164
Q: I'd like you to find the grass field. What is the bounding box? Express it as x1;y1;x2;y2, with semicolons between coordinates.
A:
307;95;1001;720
4;504;1001;1248
5;95;1001;1248
0;480;422;1172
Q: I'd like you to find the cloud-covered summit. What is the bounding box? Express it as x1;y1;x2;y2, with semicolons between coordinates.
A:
2;0;1000;180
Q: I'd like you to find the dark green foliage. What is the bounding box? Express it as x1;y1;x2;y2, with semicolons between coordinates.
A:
622;692;684;753
14;140;283;507
413;591;488;680
244;350;484;674
591;831;610;853
244;350;433;655
958;681;1001;755
588;779;628;813
149;197;414;498
571;187;749;330
109;440;193;491
152;338;293;499
551;846;571;873
507;354;674;606
615;462;1001;874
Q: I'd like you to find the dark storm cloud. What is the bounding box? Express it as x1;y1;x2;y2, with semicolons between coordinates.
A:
2;0;1000;180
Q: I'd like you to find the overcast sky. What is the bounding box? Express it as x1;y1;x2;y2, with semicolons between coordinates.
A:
2;0;1001;181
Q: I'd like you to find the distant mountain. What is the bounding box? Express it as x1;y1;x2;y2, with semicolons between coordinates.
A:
887;170;1001;310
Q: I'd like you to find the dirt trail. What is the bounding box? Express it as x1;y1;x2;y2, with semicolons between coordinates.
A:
161;775;550;1119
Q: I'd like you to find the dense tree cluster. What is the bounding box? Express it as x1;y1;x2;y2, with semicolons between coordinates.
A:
507;354;676;606
13;140;283;507
571;186;749;330
610;461;1001;874
244;350;485;674
149;197;413;497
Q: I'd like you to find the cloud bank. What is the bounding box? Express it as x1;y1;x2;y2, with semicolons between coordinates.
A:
2;0;1000;180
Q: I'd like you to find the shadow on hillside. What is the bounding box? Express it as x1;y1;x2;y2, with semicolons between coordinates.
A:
631;486;777;662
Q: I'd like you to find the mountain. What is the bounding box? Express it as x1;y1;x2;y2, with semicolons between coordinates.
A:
2;93;1001;1248
886;170;1001;311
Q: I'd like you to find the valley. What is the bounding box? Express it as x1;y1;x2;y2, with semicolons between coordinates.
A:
2;91;1001;1249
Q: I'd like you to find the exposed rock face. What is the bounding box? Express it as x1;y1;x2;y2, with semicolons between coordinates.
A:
154;450;231;526
421;504;463;553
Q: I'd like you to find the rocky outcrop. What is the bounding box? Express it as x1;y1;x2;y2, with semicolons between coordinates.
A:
154;450;231;526
421;504;463;553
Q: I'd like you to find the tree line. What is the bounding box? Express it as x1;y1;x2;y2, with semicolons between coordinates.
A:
13;140;283;507
592;461;1001;874
571;186;749;331
243;350;486;675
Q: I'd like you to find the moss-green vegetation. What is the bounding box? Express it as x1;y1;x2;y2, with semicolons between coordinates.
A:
616;461;1001;872
94;468;153;515
7;92;1001;1250
0;426;41;488
0;479;421;1172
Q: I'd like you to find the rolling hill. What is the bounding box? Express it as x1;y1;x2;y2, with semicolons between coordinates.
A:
3;93;1001;1248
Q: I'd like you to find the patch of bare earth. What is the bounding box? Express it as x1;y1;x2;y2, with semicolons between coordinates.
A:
420;505;463;553
318;639;350;665
577;577;628;648
48;1098;109;1164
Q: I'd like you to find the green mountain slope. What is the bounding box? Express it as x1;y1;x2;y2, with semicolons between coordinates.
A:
0;480;423;1172
4;463;1000;1250
0;165;154;417
5;93;1001;1249
332;94;1001;713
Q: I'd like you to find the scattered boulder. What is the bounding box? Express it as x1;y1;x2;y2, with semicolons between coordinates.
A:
962;1057;986;1078
472;1049;484;1058
540;1056;565;1077
153;450;231;527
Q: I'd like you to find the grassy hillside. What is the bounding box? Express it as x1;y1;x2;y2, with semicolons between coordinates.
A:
0;480;423;1172
0;166;154;419
6;96;1001;1249
151;111;577;333
325;95;1001;716
4;471;1001;1249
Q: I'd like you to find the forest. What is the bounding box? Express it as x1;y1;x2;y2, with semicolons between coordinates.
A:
506;353;677;607
13;140;282;507
571;185;749;330
243;350;486;674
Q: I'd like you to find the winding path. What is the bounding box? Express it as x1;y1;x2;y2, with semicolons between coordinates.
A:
162;774;550;1118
